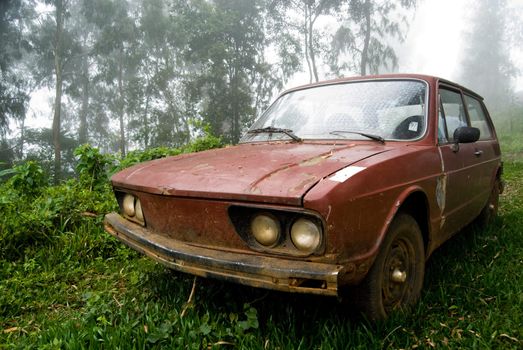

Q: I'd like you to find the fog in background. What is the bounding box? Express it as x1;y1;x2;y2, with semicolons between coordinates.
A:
1;0;522;181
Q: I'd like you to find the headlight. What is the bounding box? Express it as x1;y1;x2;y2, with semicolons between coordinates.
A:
123;194;135;217
121;194;144;224
290;218;321;252
135;199;144;222
251;214;280;246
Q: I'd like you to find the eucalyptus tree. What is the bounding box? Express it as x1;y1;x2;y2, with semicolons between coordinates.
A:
83;0;140;157
172;0;278;143
269;0;337;83
29;0;85;181
0;0;31;142
329;0;416;76
128;0;190;149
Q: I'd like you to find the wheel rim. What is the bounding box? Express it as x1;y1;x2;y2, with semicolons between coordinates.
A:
381;236;416;312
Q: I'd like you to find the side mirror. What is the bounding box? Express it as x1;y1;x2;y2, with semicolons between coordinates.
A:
454;126;480;144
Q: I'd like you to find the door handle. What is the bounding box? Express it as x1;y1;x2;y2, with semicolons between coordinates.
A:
474;149;483;157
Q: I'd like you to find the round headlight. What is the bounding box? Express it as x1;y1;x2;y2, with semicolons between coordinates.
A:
251;214;280;246
123;194;135;217
135;199;144;222
291;218;321;252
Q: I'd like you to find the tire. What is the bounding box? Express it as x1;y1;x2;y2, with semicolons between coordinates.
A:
475;179;500;229
352;213;425;321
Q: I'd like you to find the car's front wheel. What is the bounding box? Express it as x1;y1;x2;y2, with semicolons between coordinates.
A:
352;213;425;321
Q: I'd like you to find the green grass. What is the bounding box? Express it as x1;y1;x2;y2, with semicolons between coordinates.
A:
1;160;522;349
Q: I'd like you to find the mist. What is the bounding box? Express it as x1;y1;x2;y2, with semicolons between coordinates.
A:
1;0;522;179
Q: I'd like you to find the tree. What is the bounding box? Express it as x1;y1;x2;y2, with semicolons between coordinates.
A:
84;0;140;157
459;0;519;111
0;0;31;140
174;0;278;143
329;0;416;76
29;0;84;182
270;0;337;83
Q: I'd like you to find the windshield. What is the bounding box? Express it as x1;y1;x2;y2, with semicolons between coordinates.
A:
241;80;428;143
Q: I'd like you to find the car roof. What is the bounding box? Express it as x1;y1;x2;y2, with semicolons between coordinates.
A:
282;73;484;101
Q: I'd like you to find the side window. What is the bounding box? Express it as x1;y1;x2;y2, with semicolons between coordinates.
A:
438;97;448;143
464;95;493;140
439;88;468;142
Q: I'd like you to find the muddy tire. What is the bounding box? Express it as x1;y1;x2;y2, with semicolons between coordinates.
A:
475;179;500;229
352;213;425;321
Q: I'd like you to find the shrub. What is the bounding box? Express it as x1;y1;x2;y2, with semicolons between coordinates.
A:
75;144;113;191
0;134;223;259
114;132;223;172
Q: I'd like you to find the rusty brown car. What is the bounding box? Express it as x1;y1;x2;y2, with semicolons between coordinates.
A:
104;74;502;320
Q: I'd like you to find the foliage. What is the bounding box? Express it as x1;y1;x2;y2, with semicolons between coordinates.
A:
329;0;417;76
0;134;222;260
114;132;222;172
0;0;31;137
74;144;113;191
4;161;47;197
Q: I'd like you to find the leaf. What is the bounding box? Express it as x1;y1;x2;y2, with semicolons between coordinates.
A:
2;327;19;334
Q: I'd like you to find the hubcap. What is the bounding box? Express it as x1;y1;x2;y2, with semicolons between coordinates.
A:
391;268;407;283
382;238;414;311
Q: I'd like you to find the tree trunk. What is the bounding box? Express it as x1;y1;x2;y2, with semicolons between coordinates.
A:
303;6;313;83
308;5;319;82
52;0;64;184
78;56;89;144
18;114;25;159
143;86;150;149
360;0;372;76
117;51;126;157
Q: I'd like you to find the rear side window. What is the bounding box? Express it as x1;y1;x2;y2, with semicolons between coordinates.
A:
439;89;468;142
464;95;493;140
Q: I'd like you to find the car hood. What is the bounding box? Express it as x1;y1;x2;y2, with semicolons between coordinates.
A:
112;142;390;205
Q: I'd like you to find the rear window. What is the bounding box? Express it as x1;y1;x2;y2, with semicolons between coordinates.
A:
465;95;493;140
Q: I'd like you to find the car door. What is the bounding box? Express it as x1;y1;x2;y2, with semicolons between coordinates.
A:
437;86;483;238
463;94;500;201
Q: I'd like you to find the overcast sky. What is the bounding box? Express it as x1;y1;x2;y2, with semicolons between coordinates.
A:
397;0;523;90
287;0;523;89
25;0;523;131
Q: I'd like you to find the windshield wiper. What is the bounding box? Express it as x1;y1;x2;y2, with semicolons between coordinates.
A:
329;130;385;144
248;126;302;142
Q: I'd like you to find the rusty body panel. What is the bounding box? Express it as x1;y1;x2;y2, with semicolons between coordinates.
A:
111;142;390;206
104;74;502;298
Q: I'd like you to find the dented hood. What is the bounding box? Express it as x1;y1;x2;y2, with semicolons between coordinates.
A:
112;142;390;205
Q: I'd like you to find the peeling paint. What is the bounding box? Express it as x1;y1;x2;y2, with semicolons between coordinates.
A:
159;186;175;195
191;163;214;172
249;186;262;195
289;175;318;194
299;154;331;167
125;163;154;180
326;205;332;221
436;174;447;212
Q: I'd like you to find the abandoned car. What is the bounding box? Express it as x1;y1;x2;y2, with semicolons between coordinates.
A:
104;74;502;320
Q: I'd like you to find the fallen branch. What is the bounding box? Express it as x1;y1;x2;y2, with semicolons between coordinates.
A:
181;276;197;318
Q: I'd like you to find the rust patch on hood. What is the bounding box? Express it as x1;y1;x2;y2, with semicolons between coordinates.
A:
289;173;319;195
299;153;332;167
